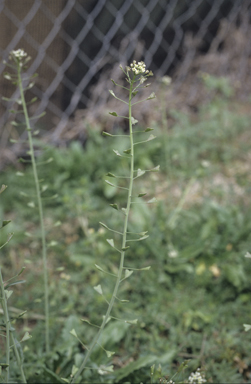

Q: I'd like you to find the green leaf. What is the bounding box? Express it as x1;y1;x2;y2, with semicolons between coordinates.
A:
125;319;138;324
1;220;11;229
81;318;100;328
124;269;133;279
139;235;149;241
137;169;145;178
244;324;251;332
105;180;117;188
94;264;116;277
109;111;118;116
6;233;14;243
100;320;129;347
5;290;13;300
146;134;156;141
95;264;105;273
138;231;148;236
5;280;26;289
139;266;151;271
21;331;32;342
147;197;158;203
176;359;190;374
71;365;79;377
0;363;9;369
121;208;127;215
17;266;25;276
102;131;113;137
131;117;138;125
151;165;160;172
70;329;78;338
147;92;156;100
94;284;103;295
124;266;151;271
110;204;118;210
102;315;112;324
106;172;116;178
17;311;27;319
115;355;158;381
106;350;115;358
106;239;115;248
109;90;116;98
0;185;7;194
113;149;122;157
99;365;114;374
99;222;109;230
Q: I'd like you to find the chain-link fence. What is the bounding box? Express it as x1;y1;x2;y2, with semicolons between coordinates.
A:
0;0;250;153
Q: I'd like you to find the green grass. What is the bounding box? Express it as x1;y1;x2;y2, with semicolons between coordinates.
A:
1;91;251;383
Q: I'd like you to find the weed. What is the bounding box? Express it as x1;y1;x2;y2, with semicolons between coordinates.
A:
0;185;27;383
4;49;52;353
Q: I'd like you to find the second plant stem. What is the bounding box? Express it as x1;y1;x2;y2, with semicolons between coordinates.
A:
0;268;27;383
71;80;135;383
17;66;50;354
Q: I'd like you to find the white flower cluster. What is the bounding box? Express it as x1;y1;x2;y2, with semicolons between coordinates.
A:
10;49;27;59
187;368;206;384
130;60;149;75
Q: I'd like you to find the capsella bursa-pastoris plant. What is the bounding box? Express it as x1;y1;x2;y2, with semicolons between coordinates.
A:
67;61;159;383
0;184;28;384
4;49;51;354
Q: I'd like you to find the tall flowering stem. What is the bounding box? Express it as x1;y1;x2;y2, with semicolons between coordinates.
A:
71;61;156;383
5;50;50;353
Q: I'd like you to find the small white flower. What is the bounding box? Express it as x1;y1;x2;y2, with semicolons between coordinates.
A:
10;49;27;59
127;60;152;76
187;368;206;384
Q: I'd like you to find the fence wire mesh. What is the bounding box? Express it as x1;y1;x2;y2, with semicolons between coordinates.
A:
0;0;250;155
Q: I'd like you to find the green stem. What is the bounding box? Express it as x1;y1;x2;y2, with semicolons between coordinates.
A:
71;79;135;384
10;332;27;383
17;65;50;353
0;268;10;383
0;268;27;383
161;88;171;176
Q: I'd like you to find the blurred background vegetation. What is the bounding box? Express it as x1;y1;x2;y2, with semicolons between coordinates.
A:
0;74;251;382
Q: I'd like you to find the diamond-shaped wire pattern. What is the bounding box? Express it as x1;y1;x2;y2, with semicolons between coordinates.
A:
0;0;250;147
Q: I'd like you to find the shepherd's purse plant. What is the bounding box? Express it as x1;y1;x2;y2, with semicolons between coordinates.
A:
4;49;50;353
0;184;28;383
65;60;159;383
